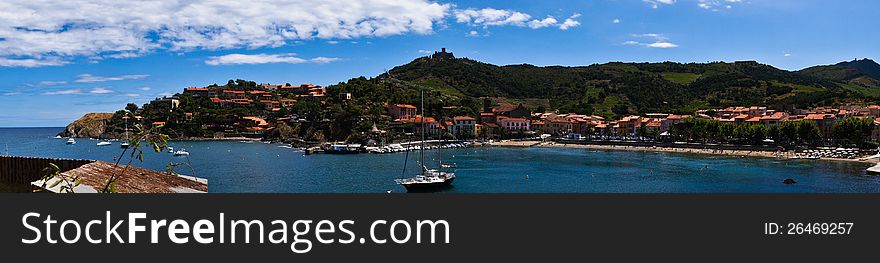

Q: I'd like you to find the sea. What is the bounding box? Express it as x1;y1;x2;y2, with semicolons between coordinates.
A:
2;127;879;193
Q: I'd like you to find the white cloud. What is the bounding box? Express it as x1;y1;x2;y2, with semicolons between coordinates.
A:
89;87;113;94
467;30;480;37
631;33;669;41
418;49;433;54
0;57;67;67
205;53;339;65
623;33;679;48
0;0;451;67
327;41;339;45
43;89;83;95
454;8;531;27
528;17;559;29
140;87;151;91
645;42;679;48
30;81;67;86
309;57;340;64
644;0;676;9
784;53;792;57
454;8;579;30
698;0;742;11
75;73;149;83
3;92;23;96
124;93;140;97
559;14;582;30
158;92;173;97
613;18;621;24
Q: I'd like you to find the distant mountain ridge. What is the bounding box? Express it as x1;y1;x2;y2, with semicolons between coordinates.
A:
383;55;879;118
800;58;880;85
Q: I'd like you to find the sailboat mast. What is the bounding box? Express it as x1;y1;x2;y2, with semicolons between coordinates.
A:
420;90;425;174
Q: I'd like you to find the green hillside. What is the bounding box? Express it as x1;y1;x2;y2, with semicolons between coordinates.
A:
382;56;874;119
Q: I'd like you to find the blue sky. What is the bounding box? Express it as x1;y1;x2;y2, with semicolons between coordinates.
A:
0;0;877;127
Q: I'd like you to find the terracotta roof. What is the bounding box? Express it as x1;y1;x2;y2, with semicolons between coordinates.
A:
454;116;476;121
499;117;528;122
184;88;209;91
47;160;208;193
760;112;787;120
152;121;166;125
242;116;269;126
401;116;437;123
393;104;416;109
804;113;825;120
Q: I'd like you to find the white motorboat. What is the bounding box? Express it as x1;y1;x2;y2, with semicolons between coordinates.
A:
173;149;190;156
96;141;112;146
66;138;76;145
168;147;174;153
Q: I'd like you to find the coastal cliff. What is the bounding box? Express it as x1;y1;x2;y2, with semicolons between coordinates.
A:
58;113;114;138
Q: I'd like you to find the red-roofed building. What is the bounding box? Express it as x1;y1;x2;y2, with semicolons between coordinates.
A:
491;104;530;118
530;120;545;133
401;115;441;136
451;116;477;138
498;117;530;131
388;104;417;120
760;112;789;126
222;90;246;99
546;118;574;135
279;99;297;107
805;113;837;135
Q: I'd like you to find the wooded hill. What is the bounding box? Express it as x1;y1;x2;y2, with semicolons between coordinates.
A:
379;56;880;119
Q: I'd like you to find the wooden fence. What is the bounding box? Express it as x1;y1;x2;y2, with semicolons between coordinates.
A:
0;156;94;192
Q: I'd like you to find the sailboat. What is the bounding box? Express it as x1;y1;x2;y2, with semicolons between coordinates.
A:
395;91;456;192
120;117;130;149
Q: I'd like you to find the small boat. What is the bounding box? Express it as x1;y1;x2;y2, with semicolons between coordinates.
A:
119;142;130;149
168;147;174;153
324;144;362;154
66;138;76;145
53;135;62;139
173;149;190;156
96;141;112;146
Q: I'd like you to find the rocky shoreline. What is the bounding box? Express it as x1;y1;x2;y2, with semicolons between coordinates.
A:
491;140;878;164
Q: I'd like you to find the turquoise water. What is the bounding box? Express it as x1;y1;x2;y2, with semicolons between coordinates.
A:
2;127;879;193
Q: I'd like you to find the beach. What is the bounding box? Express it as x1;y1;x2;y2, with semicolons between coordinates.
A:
491;140;879;164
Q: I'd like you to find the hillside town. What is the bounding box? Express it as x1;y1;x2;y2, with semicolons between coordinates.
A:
389;103;880;144
98;77;880;153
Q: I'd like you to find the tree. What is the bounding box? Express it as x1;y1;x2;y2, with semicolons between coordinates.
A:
831;117;875;147
779;121;798;144
125;103;139;113
797;121;822;146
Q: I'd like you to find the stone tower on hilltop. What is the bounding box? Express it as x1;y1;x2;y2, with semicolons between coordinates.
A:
431;48;455;60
